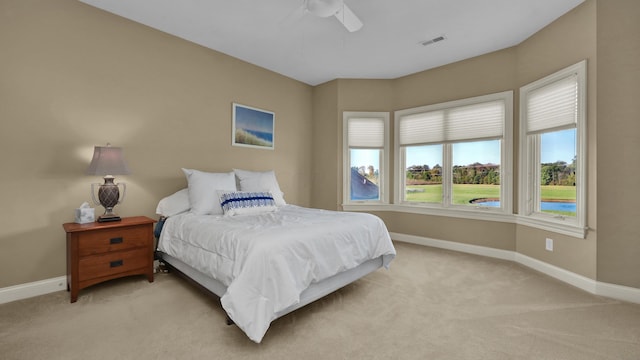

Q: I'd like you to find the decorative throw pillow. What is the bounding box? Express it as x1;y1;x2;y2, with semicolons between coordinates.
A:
182;168;237;215
233;169;286;206
155;188;190;217
219;191;277;216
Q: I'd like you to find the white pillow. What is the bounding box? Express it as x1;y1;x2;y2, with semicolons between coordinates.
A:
182;168;237;215
155;188;190;217
233;169;286;206
218;191;277;216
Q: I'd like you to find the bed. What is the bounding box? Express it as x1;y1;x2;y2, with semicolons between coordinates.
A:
154;168;396;343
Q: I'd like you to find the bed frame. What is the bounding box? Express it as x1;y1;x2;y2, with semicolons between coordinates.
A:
155;218;384;326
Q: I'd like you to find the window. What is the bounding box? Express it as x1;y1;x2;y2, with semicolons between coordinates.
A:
519;60;587;237
343;112;390;205
395;91;513;214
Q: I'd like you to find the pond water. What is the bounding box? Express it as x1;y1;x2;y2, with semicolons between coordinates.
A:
475;200;576;212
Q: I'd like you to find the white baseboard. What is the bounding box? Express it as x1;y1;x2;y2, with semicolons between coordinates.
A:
390;232;640;304
3;235;640;305
0;276;67;305
390;232;516;261
514;253;597;294
596;281;640;304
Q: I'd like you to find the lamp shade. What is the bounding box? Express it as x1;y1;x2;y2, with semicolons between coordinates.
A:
85;144;130;176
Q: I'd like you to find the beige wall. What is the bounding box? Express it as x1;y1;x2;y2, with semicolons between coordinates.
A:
596;0;640;288
320;0;640;289
393;48;518;111
337;79;396;204
0;0;313;288
391;48;520;252
331;67;518;250
311;79;395;211
3;0;639;291
514;0;597;279
311;80;340;210
314;1;604;280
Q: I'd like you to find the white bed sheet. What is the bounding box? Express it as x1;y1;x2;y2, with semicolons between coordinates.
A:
158;205;396;343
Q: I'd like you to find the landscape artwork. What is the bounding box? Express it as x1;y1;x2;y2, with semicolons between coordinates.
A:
232;103;275;150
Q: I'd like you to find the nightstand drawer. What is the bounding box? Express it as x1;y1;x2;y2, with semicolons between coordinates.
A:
78;248;150;282
78;226;149;257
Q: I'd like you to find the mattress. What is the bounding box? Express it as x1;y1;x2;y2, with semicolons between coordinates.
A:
157;205;396;343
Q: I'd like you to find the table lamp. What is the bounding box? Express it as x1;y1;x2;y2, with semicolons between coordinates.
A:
86;143;130;222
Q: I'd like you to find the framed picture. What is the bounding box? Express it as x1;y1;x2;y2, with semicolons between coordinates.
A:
232;103;275;150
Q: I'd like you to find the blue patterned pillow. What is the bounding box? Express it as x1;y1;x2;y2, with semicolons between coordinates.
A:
218;191;278;216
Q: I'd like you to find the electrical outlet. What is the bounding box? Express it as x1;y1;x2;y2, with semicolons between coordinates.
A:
545;238;554;251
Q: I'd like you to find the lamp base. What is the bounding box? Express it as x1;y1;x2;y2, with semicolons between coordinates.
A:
97;214;122;223
94;176;125;223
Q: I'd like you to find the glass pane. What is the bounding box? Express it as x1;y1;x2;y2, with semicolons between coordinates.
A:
452;140;501;207
350;149;380;201
539;128;577;216
404;145;443;203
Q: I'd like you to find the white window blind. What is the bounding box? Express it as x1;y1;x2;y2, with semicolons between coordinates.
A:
525;74;578;134
399;100;505;146
348;117;385;148
398;111;444;145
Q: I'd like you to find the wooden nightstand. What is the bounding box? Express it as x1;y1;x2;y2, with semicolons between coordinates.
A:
63;216;156;303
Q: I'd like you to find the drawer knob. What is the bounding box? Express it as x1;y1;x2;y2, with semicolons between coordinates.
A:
110;237;123;244
110;260;124;268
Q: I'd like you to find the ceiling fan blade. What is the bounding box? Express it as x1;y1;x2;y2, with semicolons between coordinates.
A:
334;3;363;32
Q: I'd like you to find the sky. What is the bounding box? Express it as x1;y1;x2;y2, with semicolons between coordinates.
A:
351;129;576;169
540;128;576;164
234;104;274;133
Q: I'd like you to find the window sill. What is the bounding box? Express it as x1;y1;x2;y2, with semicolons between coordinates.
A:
342;203;516;224
342;203;588;239
515;215;588;239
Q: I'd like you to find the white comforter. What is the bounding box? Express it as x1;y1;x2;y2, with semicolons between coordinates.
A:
158;205;396;343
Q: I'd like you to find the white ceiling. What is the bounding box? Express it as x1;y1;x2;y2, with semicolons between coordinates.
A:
79;0;585;86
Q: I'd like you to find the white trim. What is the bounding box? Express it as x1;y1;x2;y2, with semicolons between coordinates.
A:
343;203;590;239
391;232;640;304
2;242;640;306
0;276;67;305
343;203;516;224
394;90;514;216
518;60;588;237
342;111;390;205
597;281;640;304
516;214;588;239
390;232;515;261
514;252;596;294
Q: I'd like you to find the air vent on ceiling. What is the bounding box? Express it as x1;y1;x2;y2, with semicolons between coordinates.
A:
420;35;446;47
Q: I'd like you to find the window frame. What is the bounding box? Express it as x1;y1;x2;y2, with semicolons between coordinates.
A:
518;60;587;238
342;111;390;206
394;91;513;216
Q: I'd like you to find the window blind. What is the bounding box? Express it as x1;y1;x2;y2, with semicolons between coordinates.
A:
526;73;578;134
348;117;385;148
398;100;504;146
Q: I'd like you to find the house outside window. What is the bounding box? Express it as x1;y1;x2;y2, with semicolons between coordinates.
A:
518;60;587;238
343;112;390;205
395;91;513;215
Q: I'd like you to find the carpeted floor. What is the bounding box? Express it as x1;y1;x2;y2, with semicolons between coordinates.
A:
1;241;639;359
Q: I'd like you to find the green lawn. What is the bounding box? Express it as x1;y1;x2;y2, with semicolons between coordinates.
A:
405;184;576;215
539;185;576;201
405;184;497;204
539;185;577;216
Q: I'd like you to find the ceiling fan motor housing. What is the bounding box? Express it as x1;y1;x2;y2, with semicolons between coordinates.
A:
306;0;342;17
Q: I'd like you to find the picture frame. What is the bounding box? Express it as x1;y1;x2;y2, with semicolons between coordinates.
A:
232;103;275;150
